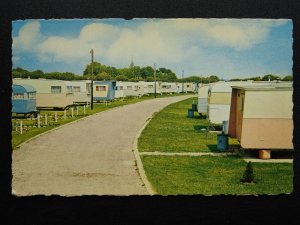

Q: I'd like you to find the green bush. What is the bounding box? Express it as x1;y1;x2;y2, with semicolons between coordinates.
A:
240;161;256;183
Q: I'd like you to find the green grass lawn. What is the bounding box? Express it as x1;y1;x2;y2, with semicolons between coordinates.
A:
12;93;194;149
138;97;293;195
142;155;293;195
138;97;239;152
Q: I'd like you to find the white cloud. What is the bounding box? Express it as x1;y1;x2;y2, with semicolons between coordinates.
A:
13;21;43;52
12;19;290;74
12;55;20;64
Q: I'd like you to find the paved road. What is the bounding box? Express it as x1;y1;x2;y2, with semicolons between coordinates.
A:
12;95;193;196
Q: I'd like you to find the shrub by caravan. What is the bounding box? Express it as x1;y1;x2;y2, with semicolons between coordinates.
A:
93;81;116;101
13;78;74;110
228;82;293;150
12;84;38;117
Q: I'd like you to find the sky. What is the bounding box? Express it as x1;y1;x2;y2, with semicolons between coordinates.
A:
12;18;293;79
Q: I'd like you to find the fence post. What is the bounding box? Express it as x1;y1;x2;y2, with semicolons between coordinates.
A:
64;110;67;120
15;121;18;132
76;106;79;116
20;120;23;134
45;114;48;125
83;105;86;114
71;107;74;117
37;114;41;128
55;112;58;122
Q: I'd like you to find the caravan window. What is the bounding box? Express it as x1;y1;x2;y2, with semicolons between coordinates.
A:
86;83;91;93
67;86;73;93
148;85;154;88
12;93;24;100
51;86;61;93
73;86;81;92
96;86;106;91
117;86;123;90
28;92;36;99
127;86;132;90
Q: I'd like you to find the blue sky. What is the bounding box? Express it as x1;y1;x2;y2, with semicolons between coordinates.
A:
12;18;293;79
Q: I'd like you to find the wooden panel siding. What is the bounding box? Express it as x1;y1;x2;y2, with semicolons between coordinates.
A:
229;84;293;150
36;93;74;108
243;90;292;119
228;89;238;138
240;118;293;149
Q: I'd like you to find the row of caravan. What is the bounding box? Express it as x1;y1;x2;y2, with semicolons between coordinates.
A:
115;81;197;97
12;78;198;114
198;81;293;150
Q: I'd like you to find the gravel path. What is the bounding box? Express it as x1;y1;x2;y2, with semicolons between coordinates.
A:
12;95;193;196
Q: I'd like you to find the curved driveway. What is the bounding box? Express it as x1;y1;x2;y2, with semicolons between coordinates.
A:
12;95;192;196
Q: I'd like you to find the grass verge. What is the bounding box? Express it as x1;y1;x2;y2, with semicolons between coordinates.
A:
138;97;239;153
141;155;293;195
138;97;293;195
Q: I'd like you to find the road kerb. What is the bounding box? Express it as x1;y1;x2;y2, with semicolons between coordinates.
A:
132;117;156;195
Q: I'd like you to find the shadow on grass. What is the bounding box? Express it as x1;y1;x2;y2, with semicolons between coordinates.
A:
193;125;208;132
207;144;218;152
186;115;202;119
207;144;241;153
271;150;294;159
241;149;294;159
198;113;207;119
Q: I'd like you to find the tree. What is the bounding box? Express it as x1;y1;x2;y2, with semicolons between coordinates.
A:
106;66;119;78
83;62;107;76
12;67;30;78
179;75;202;83
262;74;281;81
155;67;177;82
140;66;154;80
208;75;219;82
118;68;133;79
282;75;293;81
115;75;128;81
95;72;112;81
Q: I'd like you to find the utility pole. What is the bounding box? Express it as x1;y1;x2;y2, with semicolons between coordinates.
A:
154;63;157;98
182;70;184;93
90;49;94;110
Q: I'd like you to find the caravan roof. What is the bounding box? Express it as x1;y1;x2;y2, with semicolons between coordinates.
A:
231;82;293;91
12;84;36;93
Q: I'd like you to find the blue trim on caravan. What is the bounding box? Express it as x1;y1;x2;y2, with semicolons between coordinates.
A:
93;81;116;101
12;84;37;114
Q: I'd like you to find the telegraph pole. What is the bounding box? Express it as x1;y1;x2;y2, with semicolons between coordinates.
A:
154;63;157;98
90;49;94;110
